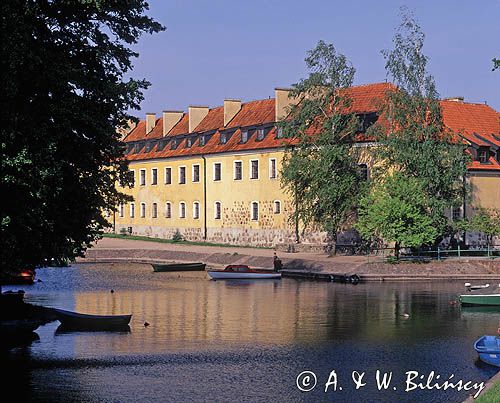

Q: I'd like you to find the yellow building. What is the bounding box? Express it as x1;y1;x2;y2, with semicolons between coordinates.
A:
115;83;500;247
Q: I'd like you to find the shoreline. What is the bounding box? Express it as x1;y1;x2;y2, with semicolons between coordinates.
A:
78;237;500;282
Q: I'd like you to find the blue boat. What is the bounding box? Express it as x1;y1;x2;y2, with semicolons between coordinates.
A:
474;336;500;367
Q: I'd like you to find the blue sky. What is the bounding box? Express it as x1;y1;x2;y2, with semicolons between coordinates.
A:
130;0;500;115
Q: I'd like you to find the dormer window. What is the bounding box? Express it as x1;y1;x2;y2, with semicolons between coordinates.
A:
170;139;178;150
241;130;249;143
199;135;206;146
256;128;265;141
276;126;284;139
478;148;488;163
220;132;227;144
185;137;193;148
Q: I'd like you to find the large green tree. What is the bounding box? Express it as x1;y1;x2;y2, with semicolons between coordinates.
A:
493;58;499;71
355;174;438;259
1;1;163;273
372;8;470;245
279;41;364;254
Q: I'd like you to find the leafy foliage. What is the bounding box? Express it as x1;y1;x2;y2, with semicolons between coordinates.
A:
374;8;470;244
278;41;364;252
493;58;500;71
355;174;438;258
1;1;164;273
468;208;500;246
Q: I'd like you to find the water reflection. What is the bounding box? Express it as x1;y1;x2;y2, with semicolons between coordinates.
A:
2;263;499;402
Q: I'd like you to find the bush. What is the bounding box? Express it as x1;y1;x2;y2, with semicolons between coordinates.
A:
172;229;183;242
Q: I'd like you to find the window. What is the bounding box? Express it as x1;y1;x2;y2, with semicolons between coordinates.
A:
139;169;146;186
479;149;488;163
186;137;193;148
214;162;221;181
165;167;172;184
130;203;135;218
358;164;369;181
274;200;281;214
151;168;158;185
251;202;259;221
179;202;186;218
241;130;249;143
152;203;158;218
199;135;206;146
119;204;124;218
220;132;227;144
165;202;172;218
140;203;146;218
250;160;259;179
130;170;135;187
452;206;462;221
256;128;265;141
276;126;284;139
192;164;200;182
214;201;221;219
234;161;242;180
193;202;200;219
269;158;277;179
170;139;178;150
179;166;186;184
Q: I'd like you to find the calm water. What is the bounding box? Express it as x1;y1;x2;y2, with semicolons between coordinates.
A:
2;263;499;402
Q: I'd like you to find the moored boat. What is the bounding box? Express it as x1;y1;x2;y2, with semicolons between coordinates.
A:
152;262;206;272
460;294;500;306
207;265;281;280
53;308;132;330
474;336;500;367
0;270;35;285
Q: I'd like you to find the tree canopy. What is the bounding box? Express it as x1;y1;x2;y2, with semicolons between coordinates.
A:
278;41;364;253
1;0;164;273
370;8;470;246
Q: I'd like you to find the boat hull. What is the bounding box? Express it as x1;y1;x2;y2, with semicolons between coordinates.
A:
54;308;132;330
208;271;281;280
459;294;500;306
474;336;500;367
152;262;206;272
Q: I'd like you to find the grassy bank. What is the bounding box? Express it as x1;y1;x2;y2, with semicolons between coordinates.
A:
476;380;500;402
101;233;272;250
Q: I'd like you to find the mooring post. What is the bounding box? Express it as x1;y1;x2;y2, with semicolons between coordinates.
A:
458;244;461;259
437;247;440;261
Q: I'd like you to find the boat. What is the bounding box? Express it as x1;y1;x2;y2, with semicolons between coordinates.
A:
152;262;206;272
0;270;35;285
53;308;132;330
474;336;500;367
207;265;282;280
464;282;490;291
0;319;42;336
460;294;500;306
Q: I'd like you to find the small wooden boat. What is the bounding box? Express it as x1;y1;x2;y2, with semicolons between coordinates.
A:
465;282;490;291
207;265;281;280
474;336;500;367
53;308;132;330
152;262;206;272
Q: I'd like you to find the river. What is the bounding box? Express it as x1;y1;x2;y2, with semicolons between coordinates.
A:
2;263;498;402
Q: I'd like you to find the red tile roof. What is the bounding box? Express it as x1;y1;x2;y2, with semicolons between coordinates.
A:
123;82;500;171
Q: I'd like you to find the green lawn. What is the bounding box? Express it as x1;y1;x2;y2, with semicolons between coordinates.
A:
476;380;500;403
101;233;271;250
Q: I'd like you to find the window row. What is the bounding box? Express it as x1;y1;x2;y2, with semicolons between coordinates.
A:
118;200;282;220
129;158;278;187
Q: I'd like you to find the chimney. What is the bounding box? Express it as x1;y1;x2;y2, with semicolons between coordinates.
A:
275;88;300;121
162;110;184;136
224;99;241;126
145;113;156;134
188;106;209;132
444;96;464;102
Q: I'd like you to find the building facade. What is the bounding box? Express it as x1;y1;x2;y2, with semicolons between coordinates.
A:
114;83;500;247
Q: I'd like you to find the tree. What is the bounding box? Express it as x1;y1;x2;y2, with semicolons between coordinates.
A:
279;41;364;254
373;8;470;244
468;208;500;248
493;58;500;71
1;1;164;274
355;174;438;259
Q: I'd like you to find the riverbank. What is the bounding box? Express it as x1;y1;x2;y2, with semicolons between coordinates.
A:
79;237;500;281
